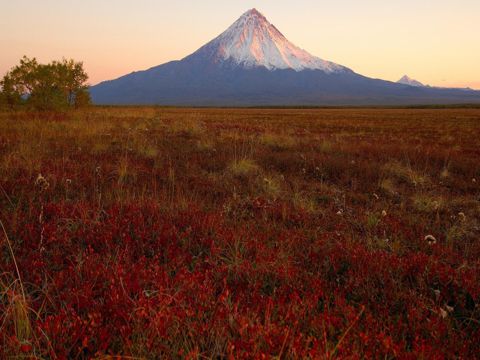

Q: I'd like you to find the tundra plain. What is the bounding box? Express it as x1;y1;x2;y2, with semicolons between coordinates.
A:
1;107;479;358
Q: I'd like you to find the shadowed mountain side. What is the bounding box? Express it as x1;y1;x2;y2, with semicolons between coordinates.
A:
90;59;480;106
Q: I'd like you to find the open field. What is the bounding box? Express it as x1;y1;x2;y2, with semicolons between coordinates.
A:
1;107;479;358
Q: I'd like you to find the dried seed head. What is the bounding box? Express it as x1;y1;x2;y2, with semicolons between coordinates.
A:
35;174;49;191
440;308;448;319
425;235;437;245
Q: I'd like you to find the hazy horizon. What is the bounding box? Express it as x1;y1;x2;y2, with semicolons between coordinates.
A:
1;0;479;89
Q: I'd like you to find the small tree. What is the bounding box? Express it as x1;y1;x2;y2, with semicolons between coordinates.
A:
0;74;22;109
53;59;90;107
74;88;91;108
0;56;91;111
29;62;68;111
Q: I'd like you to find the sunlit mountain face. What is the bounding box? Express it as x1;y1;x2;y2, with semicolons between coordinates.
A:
187;9;346;72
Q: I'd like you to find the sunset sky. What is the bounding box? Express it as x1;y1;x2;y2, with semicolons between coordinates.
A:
1;0;479;89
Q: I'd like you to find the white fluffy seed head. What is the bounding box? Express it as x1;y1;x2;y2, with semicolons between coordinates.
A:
425;235;437;245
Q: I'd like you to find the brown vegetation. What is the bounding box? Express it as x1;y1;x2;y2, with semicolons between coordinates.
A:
0;107;479;358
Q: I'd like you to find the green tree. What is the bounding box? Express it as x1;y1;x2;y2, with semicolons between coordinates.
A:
0;73;23;109
74;88;91;108
0;56;91;111
28;63;66;111
53;59;90;106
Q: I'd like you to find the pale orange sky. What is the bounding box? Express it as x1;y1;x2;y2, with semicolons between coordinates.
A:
1;0;479;89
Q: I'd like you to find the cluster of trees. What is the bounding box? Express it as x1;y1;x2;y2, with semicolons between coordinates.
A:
0;56;91;111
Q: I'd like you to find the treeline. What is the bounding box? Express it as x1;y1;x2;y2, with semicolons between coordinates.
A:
0;56;90;111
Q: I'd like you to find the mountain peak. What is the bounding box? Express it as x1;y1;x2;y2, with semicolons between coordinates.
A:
233;8;272;34
242;8;265;18
398;75;424;87
187;8;346;72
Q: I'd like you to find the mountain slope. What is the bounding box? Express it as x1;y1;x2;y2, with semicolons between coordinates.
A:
397;75;425;87
91;9;480;106
188;8;346;73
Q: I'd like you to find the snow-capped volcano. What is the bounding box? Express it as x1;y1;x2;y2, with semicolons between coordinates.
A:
187;8;346;72
90;9;480;105
397;75;425;87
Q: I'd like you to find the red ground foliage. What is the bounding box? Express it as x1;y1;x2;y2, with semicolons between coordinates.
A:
0;108;479;358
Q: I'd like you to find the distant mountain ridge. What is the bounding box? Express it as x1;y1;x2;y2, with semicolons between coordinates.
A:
397;75;425;87
90;9;480;106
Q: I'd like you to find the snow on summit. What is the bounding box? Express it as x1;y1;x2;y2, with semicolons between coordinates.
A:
397;75;425;87
189;8;346;72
